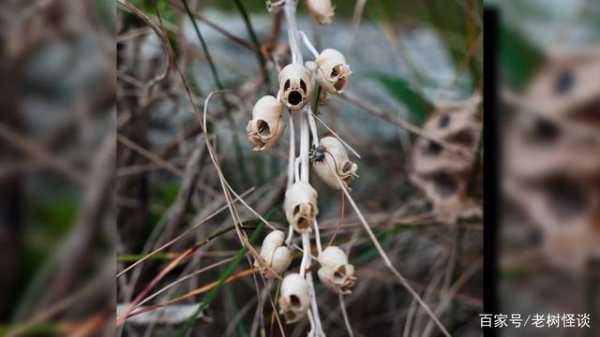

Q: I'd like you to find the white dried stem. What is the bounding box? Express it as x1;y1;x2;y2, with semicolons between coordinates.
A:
285;0;303;65
300;110;310;182
288;113;296;187
338;293;355;337
300;31;320;58
294;156;302;183
300;232;311;277
313;218;323;255
307;107;320;148
307;272;326;337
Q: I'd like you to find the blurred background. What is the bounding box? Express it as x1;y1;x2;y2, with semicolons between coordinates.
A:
489;0;600;336
0;0;115;336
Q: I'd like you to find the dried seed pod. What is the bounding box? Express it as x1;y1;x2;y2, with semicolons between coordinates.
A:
315;49;351;95
278;273;310;323
255;230;294;278
502;49;600;272
278;63;312;111
283;181;319;233
306;0;335;25
410;94;482;224
259;230;286;257
524;48;600;125
246;95;286;151
317;246;356;295
313;136;358;190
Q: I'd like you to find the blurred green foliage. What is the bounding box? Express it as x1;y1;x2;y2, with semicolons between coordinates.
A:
22;192;79;279
499;24;544;90
130;0;177;23
369;74;434;125
146;181;180;230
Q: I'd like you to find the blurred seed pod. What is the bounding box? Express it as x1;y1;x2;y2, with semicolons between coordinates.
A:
305;0;335;25
278;63;312;111
246;95;286;151
524;48;600;127
317;246;356;295
315;49;351;95
255;230;294;278
313;136;358;190
284;181;319;233
410;94;482;224
503;48;600;271
278;273;310;323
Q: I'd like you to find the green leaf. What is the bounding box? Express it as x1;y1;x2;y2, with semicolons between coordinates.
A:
499;23;545;90
369;74;434;125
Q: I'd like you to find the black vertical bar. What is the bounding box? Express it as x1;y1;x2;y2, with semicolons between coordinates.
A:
483;7;499;337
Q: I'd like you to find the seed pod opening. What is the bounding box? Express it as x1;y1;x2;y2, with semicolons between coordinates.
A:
306;0;335;25
278;273;310;323
316;49;351;95
317;246;357;294
283;181;319;233
247;95;285;151
313;136;358;190
255;230;294;278
278;64;312;111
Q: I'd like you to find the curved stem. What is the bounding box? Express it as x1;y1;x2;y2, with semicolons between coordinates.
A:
311;111;360;158
338;293;355;337
300;31;320;58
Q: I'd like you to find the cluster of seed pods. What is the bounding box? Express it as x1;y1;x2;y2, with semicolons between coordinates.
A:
246;1;357;335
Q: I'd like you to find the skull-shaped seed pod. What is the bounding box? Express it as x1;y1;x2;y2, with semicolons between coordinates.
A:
278;273;310;323
313;136;358;190
409;94;482;224
502;48;600;272
411;171;480;224
315;49;351;95
305;0;335;25
503;118;600;272
246;95;286;151
278;63;312;111
255;230;294;278
510;180;600;272
412;96;482;176
283;181;319;233
503;49;600;180
317;246;356;295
